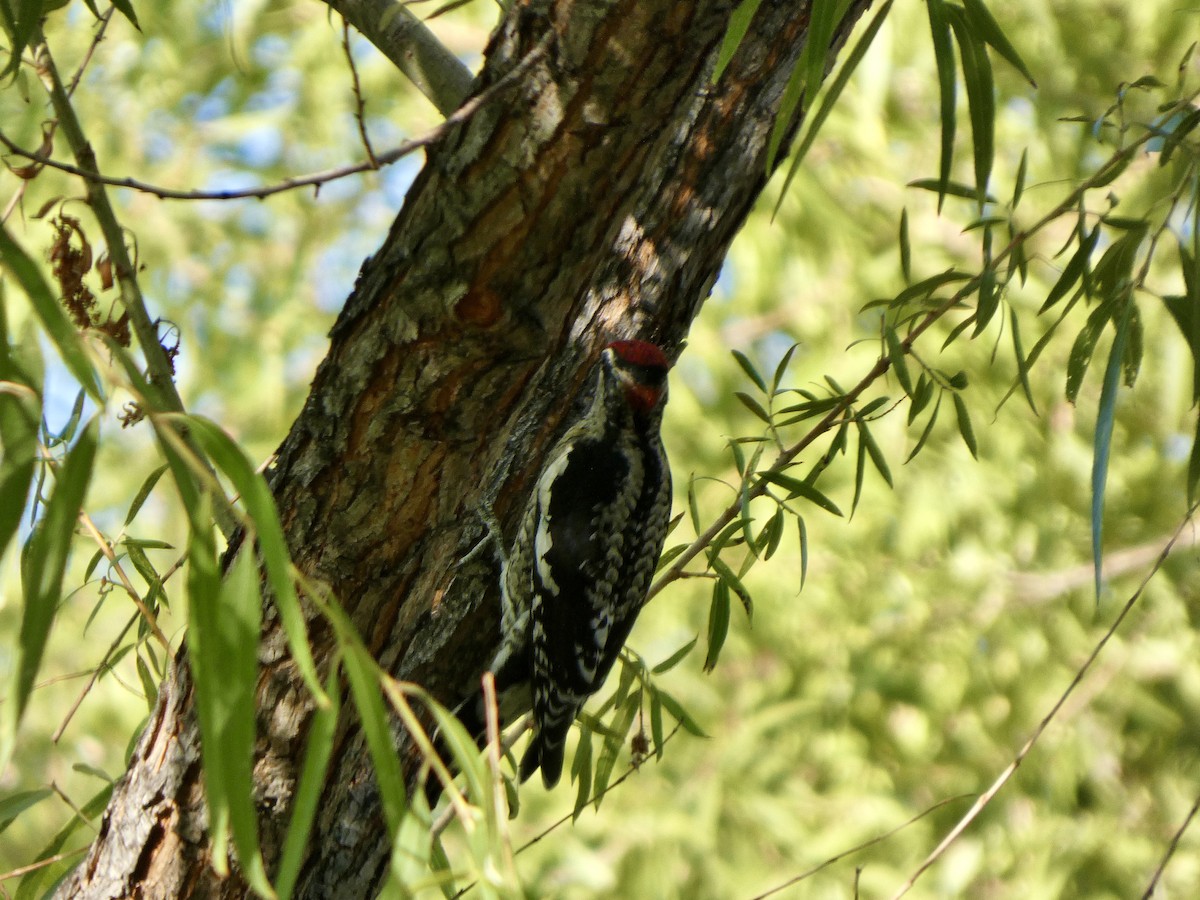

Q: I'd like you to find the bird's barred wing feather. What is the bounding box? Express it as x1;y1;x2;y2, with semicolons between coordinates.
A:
521;434;641;785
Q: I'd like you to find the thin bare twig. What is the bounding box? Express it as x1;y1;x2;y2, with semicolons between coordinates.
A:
342;21;378;168
52;611;140;743
0;849;87;884
77;511;170;650
748;794;972;900
890;503;1200;899
0;32;549;204
1;6;114;225
1141;789;1200;899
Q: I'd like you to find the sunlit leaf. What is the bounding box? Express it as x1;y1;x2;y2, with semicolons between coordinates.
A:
775;0;895;205
884;325;914;396
758;470;843;517
1091;302;1133;599
732;349;766;392
926;0;956;210
124;463;169;526
714;0;765;82
1041;226;1099;313
947;7;995;206
1009;307;1037;414
1;418;97;777
652;636;698;675
704;578;731;672
1066;301;1116;404
185;415;325;705
961;0;1037;85
952;392;978;459
709;554;752;621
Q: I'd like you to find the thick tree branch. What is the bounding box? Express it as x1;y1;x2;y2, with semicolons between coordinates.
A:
326;0;475;115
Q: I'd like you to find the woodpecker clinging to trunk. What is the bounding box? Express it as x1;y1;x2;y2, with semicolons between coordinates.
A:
470;339;673;790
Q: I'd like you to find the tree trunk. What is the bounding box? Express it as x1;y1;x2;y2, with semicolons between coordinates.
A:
55;0;871;896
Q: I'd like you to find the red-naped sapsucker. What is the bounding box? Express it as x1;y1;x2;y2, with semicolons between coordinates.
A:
475;339;673;789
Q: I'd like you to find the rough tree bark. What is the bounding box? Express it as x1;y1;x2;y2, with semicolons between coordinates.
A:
56;0;872;896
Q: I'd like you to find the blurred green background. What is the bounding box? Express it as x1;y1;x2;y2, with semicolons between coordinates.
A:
2;1;1198;897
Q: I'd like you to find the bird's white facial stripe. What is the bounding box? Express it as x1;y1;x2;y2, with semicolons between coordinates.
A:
534;447;574;595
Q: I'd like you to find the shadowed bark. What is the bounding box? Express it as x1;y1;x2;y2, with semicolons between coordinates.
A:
55;1;872;896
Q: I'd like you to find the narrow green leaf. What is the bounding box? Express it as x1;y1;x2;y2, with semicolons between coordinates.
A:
1188;415;1200;506
109;0;140;29
1066;301;1116;403
803;0;839;116
656;689;708;737
0;371;39;564
11;784;112;900
1;418;98;776
703;579;731;672
899;208;912;283
1158;106;1200;166
215;545;271;896
1092;227;1146;301
653;636;698;675
947;8;995;206
731;349;767;392
857;420;893;487
342;643;407;838
185;494;230;870
45;388;86;447
775;0;895;204
185;415;325;705
277;672;343;900
713;0;765;82
686;475;701;535
951;393;978;459
649;690;665;760
0;224;103;401
908;373;933;424
135;652;158;712
797;514;808;589
709;554;753;621
1009;307;1037;414
973;227;998;335
1041;226;1098;313
0;0;41;79
852;428;867;517
421;688;487;803
908;179;999;204
906;395;942;463
124;463;169;526
1012;148;1028;209
730;438;747;476
766;53;809;174
1091;303;1133;599
0;788;53;835
593;695;638;808
761;506;786;560
960;0;1037;85
1123;303;1143;387
1162;293;1200;404
758;470;844;517
770;344;798;394
926;0;956;210
884;326;913;396
571;723;593;817
734;391;771;424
